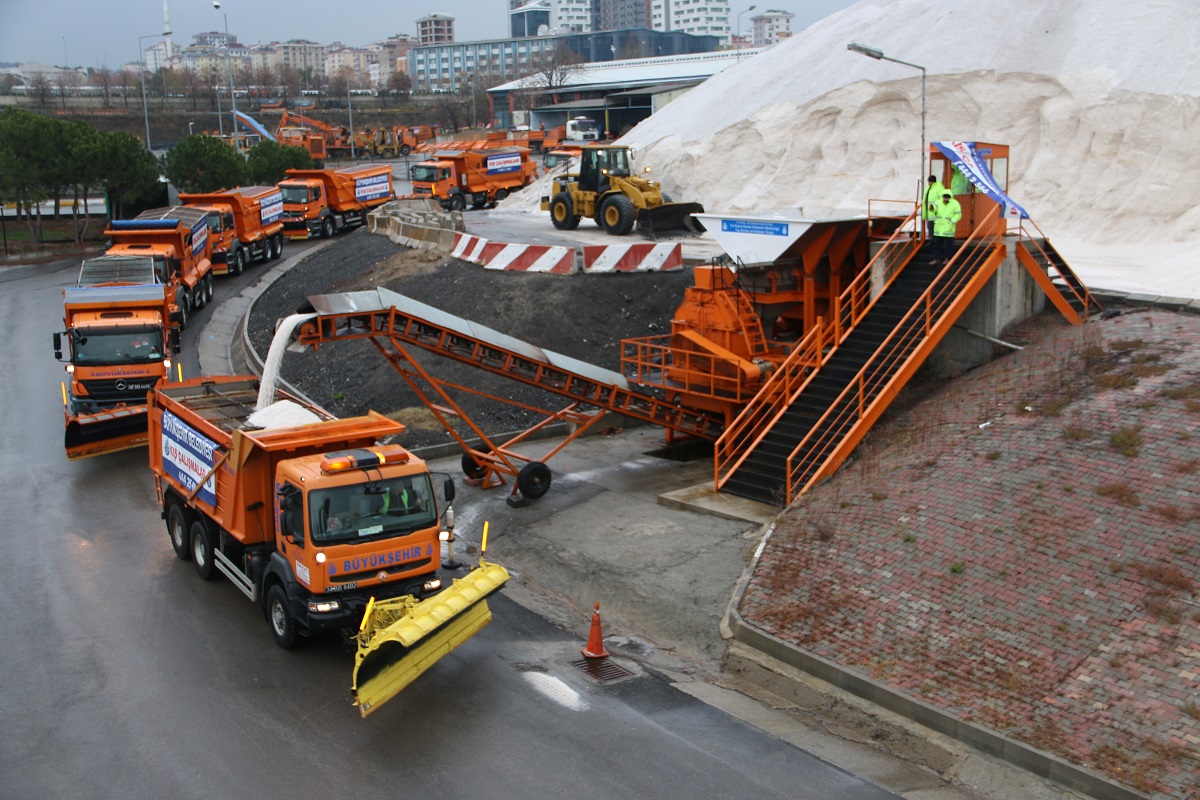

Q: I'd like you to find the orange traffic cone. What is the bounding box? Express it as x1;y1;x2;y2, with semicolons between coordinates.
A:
582;601;610;659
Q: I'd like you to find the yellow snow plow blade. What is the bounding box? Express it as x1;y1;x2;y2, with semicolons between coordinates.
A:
352;560;509;717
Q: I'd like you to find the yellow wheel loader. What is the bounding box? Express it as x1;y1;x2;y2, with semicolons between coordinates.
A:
540;145;704;237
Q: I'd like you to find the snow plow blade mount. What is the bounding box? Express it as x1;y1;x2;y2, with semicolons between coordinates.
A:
352;560;510;717
637;201;706;238
64;406;149;461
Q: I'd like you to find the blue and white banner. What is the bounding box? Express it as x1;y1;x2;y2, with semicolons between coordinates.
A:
259;191;284;225
161;410;218;506
486;152;522;175
355;173;393;202
933;141;1029;220
189;216;209;256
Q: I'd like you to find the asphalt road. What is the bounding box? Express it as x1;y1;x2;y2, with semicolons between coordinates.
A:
0;251;910;799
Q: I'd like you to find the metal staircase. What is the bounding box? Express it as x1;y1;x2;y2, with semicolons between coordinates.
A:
1014;219;1103;323
716;209;1010;506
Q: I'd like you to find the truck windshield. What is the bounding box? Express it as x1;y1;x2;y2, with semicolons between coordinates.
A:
279;184;310;204
409;164;442;183
72;325;165;365
309;474;437;545
573;120;599;134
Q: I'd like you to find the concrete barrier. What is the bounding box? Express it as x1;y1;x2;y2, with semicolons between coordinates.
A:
582;242;683;273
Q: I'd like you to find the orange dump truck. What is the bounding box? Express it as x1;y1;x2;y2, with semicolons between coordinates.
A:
278;164;395;240
53;256;182;460
409;148;537;211
110;206;215;330
147;375;508;716
178;186;286;276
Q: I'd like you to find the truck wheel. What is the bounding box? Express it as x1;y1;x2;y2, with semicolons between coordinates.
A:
448;194;466;212
168;504;191;561
177;294;189;330
230;247;244;276
601;195;636;235
270;233;284;260
494;189;509;203
191;521;216;581
471;194;487;209
517;462;552;500
202;273;214;305
266;585;299;650
320;217;334;239
550;192;580;230
399;144;411;157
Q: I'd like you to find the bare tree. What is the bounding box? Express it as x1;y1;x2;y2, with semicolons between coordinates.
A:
520;43;585;110
434;91;469;133
89;67;114;108
55;69;80;110
30;72;54;110
178;66;203;111
277;64;299;102
118;68;135;108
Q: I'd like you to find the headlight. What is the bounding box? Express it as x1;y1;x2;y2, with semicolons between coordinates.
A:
308;598;341;614
315;551;326;563
422;578;443;593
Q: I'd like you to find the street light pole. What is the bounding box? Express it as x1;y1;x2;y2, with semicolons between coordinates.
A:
137;33;164;151
213;2;237;143
847;42;926;214
736;5;756;60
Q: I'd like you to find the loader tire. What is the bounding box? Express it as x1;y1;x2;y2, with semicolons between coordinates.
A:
517;462;552;500
550;192;580;230
168;504;191;561
191;521;216;581
399;144;411;157
267;585;299;650
600;194;636;236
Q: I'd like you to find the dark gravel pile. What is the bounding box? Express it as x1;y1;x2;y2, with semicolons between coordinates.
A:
247;230;695;448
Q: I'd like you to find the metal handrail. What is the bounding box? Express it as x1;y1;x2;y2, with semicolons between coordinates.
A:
714;206;922;489
783;206;1004;500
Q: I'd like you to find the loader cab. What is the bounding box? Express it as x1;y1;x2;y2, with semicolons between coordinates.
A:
579;146;632;194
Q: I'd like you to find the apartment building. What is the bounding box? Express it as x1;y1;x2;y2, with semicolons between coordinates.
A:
751;9;794;46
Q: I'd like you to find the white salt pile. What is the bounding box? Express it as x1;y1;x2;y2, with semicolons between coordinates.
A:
503;0;1200;300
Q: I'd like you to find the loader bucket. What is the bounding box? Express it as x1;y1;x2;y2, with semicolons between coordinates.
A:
637;202;706;238
64;406;150;461
352;560;510;717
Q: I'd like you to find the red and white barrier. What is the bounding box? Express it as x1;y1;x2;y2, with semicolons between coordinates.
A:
449;232;575;274
581;243;683;273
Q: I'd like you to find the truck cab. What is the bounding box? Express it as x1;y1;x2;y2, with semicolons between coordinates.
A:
54;254;183;460
566;116;601;142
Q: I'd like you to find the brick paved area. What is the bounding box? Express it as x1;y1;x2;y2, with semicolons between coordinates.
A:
739;308;1200;798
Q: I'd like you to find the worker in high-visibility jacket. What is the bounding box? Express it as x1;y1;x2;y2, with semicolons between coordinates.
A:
931;191;962;264
924;174;946;242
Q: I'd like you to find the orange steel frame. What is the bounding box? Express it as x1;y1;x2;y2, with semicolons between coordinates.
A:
293;306;727;495
715;207;1010;503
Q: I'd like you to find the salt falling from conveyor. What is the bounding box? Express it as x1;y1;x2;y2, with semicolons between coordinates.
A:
256;312;317;411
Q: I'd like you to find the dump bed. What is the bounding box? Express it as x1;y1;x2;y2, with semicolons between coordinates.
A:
282;165;394;211
149;376;405;546
178;186;284;238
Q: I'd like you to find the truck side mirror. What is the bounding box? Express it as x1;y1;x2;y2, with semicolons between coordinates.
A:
52;332;62;360
171;330;181;355
443;478;455;504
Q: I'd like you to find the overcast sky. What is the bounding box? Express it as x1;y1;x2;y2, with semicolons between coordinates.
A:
0;0;858;70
